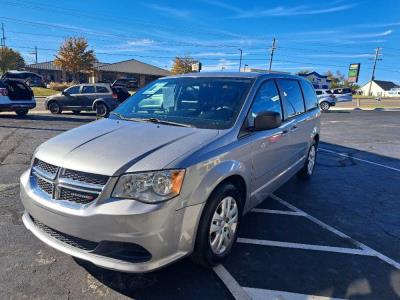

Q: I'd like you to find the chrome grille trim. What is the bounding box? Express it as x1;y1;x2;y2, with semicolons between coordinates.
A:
30;159;109;207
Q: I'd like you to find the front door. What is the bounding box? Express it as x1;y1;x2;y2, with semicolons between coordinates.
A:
246;79;290;206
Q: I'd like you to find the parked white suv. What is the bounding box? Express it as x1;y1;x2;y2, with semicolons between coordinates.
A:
0;79;36;116
315;89;336;111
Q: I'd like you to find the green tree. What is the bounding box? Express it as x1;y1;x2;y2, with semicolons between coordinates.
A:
0;47;25;73
171;56;198;74
54;37;96;81
325;70;350;88
295;69;312;75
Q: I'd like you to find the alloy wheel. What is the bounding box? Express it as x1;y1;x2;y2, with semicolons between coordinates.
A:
209;196;238;255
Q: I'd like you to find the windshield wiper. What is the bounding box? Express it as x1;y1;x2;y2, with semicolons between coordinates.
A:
110;112;147;123
145;117;193;128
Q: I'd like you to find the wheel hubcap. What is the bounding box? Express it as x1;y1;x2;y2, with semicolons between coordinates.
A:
307;146;316;175
209;196;238;255
321;103;329;110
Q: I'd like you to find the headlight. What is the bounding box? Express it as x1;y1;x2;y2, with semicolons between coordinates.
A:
112;170;185;203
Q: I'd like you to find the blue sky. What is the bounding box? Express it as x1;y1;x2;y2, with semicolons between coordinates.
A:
2;0;400;84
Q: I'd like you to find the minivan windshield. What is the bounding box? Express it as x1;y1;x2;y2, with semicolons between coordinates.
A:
110;77;253;129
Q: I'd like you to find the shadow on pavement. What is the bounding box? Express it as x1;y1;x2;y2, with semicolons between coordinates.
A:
74;258;231;300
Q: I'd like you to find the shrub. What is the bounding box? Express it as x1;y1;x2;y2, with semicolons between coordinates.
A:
47;81;77;91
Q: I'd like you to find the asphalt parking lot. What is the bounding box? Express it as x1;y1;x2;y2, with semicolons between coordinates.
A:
0;110;399;299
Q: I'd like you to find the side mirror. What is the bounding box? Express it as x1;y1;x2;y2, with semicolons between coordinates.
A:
253;111;282;131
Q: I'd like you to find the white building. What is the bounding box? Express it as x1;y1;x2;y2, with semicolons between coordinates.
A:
298;72;331;89
358;80;399;97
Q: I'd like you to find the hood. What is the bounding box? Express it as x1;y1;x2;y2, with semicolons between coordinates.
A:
34;118;219;176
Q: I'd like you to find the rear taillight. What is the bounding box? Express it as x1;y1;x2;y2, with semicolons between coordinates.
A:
0;88;8;96
112;93;118;99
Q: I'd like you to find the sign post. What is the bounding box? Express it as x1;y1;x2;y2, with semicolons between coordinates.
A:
348;63;360;83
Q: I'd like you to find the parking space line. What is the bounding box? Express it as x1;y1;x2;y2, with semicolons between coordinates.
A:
213;265;252;300
319;147;400;172
243;287;346;300
271;194;400;270
237;238;371;256
251;208;307;216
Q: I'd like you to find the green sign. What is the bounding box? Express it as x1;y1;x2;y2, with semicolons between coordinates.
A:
348;63;360;83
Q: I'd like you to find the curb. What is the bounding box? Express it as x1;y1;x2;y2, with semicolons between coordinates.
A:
330;107;400;112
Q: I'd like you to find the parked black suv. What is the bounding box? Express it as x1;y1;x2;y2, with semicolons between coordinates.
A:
112;78;138;89
1;71;45;87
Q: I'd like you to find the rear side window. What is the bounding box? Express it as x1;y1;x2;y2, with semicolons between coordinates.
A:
277;79;305;117
248;80;282;126
300;81;318;110
315;90;322;95
96;86;109;93
82;85;95;94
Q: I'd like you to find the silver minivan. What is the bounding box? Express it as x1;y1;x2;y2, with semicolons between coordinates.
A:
20;73;320;272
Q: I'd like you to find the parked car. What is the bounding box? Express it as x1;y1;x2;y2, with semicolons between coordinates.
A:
1;71;45;87
45;83;129;115
331;88;353;102
112;77;139;89
315;89;336;111
0;79;36;116
94;86;130;117
20;72;320;272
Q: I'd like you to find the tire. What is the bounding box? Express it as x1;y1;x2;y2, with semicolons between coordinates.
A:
15;109;29;116
297;140;317;180
320;101;330;111
95;102;109;118
72;110;81;114
48;101;62;114
191;183;243;267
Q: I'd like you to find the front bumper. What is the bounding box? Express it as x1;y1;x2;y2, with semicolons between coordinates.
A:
20;170;204;272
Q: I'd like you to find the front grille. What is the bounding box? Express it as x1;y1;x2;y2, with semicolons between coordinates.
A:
31;216;98;251
34;159;58;177
35;176;53;195
61;169;109;186
59;187;99;205
31;159;108;206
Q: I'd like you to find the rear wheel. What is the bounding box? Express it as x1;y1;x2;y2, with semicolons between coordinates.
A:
72;110;81;114
48;101;62;114
297;140;317;180
191;183;242;267
320;101;330;111
95;102;109;118
15;109;29;116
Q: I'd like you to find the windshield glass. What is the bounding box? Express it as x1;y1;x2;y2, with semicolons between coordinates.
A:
111;77;253;129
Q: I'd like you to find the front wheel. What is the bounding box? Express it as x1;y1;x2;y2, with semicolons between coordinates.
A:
48;102;62;114
320;101;330;111
297;141;317;180
15;109;29;116
191;183;242;267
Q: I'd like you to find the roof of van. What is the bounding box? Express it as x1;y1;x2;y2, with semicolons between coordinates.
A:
166;72;303;80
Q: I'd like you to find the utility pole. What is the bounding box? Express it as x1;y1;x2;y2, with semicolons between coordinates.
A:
268;37;276;72
238;48;243;72
1;23;5;49
30;46;38;64
368;47;381;96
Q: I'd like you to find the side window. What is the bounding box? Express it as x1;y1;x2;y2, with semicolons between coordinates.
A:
300;81;318;110
96;86;109;93
248;80;282;127
277;79;305;117
65;85;80;94
82;85;95;94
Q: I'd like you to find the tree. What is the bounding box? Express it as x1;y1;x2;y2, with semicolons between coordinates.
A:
295;69;312;75
54;37;96;81
325;70;350;89
171;56;198;74
0;47;25;73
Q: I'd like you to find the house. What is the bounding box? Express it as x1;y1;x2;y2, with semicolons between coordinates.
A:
298;71;331;89
25;59;170;87
358;80;400;97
